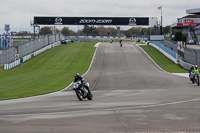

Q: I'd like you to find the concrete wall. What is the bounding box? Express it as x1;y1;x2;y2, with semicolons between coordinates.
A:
151;41;178;64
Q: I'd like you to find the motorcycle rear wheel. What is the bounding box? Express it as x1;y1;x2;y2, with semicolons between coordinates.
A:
87;92;93;100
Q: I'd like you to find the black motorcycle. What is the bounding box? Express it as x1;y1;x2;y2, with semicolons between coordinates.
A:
73;81;93;101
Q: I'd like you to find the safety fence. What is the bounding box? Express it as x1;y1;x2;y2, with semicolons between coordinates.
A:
3;41;61;70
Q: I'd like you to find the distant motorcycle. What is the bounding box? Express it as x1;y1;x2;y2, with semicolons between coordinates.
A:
73;80;93;101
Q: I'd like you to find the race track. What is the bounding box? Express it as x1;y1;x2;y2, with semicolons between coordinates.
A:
1;42;200;133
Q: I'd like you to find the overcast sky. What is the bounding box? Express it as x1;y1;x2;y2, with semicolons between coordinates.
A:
0;0;199;33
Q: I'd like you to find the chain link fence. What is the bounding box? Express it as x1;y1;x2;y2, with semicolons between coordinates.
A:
0;34;65;66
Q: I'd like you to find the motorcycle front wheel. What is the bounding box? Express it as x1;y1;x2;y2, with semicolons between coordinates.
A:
197;78;200;86
76;90;83;101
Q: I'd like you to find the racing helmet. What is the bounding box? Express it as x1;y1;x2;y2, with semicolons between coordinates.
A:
195;65;198;69
74;73;80;79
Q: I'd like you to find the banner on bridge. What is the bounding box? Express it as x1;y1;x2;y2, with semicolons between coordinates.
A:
34;17;150;26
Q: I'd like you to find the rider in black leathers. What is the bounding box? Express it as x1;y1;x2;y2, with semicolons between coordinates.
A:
73;73;90;93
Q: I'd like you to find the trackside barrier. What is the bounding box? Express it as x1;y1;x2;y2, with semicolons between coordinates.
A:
3;41;61;71
33;45;49;56
4;59;21;70
52;41;61;47
150;41;178;64
33;41;61;57
179;58;193;70
22;54;32;63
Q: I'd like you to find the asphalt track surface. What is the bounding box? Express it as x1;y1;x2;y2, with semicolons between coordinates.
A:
1;42;200;133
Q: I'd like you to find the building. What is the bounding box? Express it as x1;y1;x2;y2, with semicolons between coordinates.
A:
171;8;200;44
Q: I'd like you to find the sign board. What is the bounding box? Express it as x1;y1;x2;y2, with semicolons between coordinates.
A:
15;54;19;58
34;17;149;26
4;24;10;31
150;35;164;41
177;23;198;27
185;19;194;23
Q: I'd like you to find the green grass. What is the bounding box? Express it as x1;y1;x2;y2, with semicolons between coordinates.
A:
0;67;3;71
136;42;145;44
140;45;188;73
0;42;96;100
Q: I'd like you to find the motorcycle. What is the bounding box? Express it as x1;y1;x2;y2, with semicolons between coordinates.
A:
194;74;200;86
189;71;195;83
73;80;93;101
190;72;200;86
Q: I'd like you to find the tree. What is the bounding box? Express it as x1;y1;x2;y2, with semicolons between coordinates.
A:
40;27;52;35
16;31;31;36
140;28;148;35
174;31;182;41
163;26;171;34
61;27;76;36
124;27;142;37
82;25;91;35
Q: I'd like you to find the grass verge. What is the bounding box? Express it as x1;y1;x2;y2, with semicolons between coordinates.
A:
0;42;96;100
139;45;188;73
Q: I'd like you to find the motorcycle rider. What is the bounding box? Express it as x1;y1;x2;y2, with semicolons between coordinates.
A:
193;65;199;75
119;39;122;47
73;73;90;94
189;65;194;80
189;65;194;73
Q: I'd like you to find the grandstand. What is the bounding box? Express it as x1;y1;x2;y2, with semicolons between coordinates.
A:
0;33;13;49
171;8;200;44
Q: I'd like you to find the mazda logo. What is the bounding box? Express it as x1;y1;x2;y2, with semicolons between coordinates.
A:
55;17;62;23
129;18;136;23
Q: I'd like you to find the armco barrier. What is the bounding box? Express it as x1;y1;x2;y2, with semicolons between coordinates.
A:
151;41;178;64
33;45;49;56
4;59;21;70
33;41;61;57
22;54;32;63
52;41;61;47
179;58;192;70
